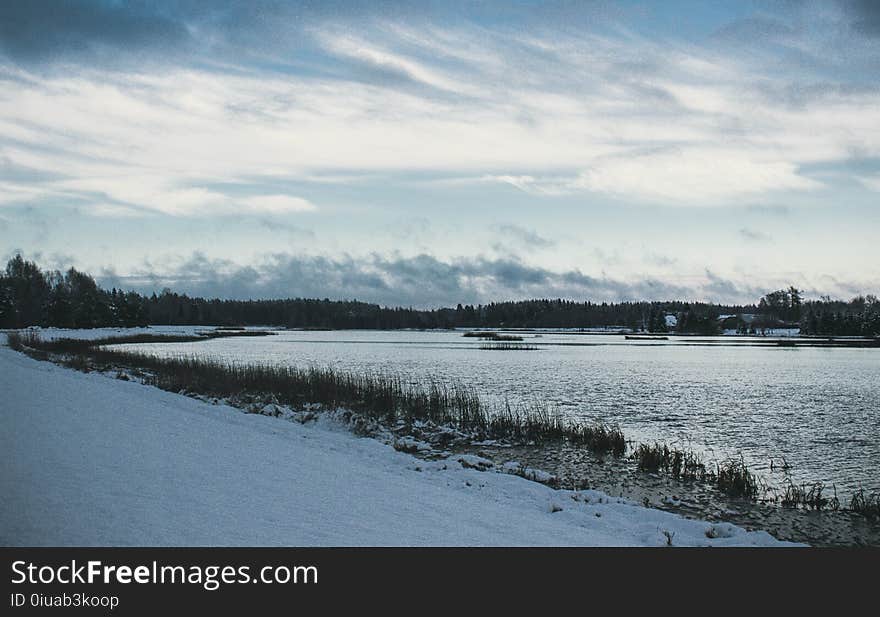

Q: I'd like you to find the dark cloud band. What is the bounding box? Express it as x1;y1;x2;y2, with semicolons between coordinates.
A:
96;252;765;307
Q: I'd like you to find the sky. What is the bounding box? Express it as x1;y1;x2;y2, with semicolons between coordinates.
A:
1;0;878;307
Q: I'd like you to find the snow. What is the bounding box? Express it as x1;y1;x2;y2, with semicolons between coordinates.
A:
12;325;213;341
760;328;802;337
0;339;800;547
501;461;557;484
721;328;802;337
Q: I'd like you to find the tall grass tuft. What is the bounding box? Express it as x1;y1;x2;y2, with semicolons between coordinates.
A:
632;442;707;481
849;488;880;518
633;443;760;499
715;457;759;499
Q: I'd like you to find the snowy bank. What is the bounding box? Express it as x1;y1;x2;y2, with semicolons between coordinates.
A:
0;341;799;546
10;325;218;341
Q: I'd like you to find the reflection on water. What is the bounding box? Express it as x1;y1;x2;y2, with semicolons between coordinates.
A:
115;330;880;498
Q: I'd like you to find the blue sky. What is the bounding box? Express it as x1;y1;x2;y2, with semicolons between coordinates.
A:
1;0;878;306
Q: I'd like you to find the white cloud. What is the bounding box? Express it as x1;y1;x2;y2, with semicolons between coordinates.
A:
86;204;145;218
477;175;571;196
49;175;230;216
856;174;880;192
316;31;476;96
571;148;822;204
10;170;316;217
1;19;879;216
240;195;316;213
464;146;821;205
0;181;49;205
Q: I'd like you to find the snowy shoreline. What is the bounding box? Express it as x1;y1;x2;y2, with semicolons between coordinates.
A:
1;334;798;547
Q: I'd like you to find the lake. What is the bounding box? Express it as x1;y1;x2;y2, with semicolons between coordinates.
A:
114;329;879;498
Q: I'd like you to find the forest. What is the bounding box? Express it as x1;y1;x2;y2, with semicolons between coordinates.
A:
2;255;878;336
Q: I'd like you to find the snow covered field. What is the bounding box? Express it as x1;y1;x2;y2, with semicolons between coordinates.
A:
0;337;799;546
16;325;226;340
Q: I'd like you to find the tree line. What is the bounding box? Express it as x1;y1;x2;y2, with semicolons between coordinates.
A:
1;256;877;336
751;286;880;336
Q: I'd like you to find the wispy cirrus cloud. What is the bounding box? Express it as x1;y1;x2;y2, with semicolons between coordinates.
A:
3;4;880;218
